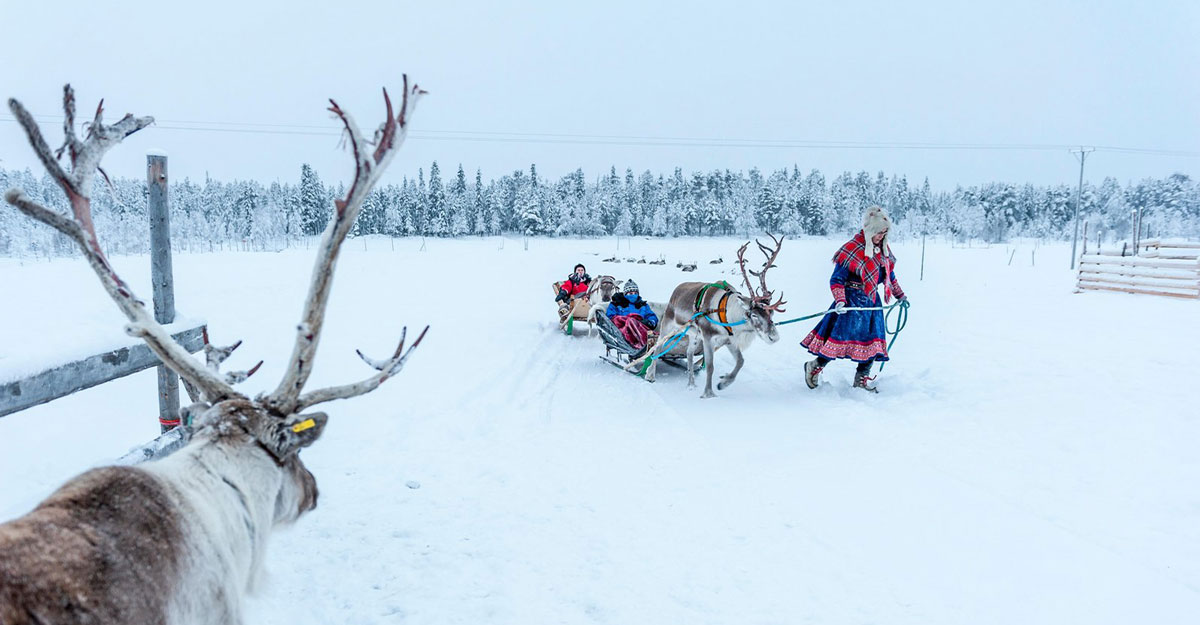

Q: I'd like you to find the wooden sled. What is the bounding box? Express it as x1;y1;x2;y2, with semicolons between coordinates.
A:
552;281;593;335
594;311;702;380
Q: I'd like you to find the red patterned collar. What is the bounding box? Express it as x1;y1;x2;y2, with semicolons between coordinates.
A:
832;232;897;302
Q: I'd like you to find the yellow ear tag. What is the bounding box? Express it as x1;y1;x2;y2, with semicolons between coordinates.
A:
291;418;317;433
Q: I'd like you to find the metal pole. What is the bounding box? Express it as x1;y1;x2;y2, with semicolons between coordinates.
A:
1069;147;1094;269
920;233;926;281
148;152;179;433
1133;208;1141;253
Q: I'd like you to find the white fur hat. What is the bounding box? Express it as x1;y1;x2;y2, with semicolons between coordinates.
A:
862;205;892;253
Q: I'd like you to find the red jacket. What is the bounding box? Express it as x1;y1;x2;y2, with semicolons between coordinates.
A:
560;275;590;297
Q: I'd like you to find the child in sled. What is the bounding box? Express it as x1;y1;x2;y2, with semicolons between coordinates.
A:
553;263;592;330
602;279;659;351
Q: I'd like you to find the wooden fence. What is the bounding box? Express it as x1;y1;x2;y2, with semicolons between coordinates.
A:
0;324;205;418
0;153;201;445
1076;238;1200;299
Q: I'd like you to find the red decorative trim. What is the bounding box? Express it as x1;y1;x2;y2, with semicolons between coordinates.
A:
830;284;847;305
801;332;888;361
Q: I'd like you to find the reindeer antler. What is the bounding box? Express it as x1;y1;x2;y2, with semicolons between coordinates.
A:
7;81;429;419
736;241;756;295
291;326;428;412
5;86;241;404
266;76;428;416
735;233;787;313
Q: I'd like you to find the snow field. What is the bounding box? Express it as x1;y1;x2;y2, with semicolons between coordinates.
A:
1;236;1197;624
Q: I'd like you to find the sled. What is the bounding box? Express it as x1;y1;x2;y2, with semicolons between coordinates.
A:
552;280;594;335
594;309;703;380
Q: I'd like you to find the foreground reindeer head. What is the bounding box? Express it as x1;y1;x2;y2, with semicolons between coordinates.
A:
184;399;325;523
2;81;428;623
735;234;786;344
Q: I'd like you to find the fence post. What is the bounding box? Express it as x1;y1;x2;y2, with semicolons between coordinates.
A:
148;152;180;433
919;233;926;280
1132;209;1141;253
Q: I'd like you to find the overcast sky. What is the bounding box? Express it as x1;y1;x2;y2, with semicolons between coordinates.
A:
1;0;1196;191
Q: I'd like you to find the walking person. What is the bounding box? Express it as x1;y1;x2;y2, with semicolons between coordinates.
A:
802;206;909;393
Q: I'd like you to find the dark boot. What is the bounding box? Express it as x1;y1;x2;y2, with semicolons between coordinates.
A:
852;361;878;393
804;357;828;389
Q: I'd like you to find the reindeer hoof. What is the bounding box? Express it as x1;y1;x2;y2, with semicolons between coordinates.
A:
701;390;716;399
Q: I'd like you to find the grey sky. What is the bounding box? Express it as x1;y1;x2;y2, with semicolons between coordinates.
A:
1;0;1196;190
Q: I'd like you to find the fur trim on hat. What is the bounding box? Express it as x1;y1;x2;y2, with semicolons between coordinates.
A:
623;278;639;294
862;206;892;255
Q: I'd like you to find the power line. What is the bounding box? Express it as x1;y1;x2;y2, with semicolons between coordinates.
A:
2;115;1198;157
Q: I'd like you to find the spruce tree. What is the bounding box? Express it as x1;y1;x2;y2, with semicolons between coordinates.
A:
428;161;447;236
472;168;485;235
299;164;327;235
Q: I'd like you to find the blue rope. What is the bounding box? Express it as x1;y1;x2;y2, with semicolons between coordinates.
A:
775;300;904;325
646;311;704;362
776;300;911;371
878;300;910;371
642;310;734;366
638;300;910;370
701;313;745;328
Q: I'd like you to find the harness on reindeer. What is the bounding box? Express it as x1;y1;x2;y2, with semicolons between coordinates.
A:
694;281;739;335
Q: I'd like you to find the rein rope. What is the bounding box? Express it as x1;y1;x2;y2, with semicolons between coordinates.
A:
776;299;911;371
631;295;910;372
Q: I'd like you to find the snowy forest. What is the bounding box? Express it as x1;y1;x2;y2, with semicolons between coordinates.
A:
1;162;1197;257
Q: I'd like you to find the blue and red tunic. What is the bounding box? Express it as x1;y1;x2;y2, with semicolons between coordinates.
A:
801;232;906;363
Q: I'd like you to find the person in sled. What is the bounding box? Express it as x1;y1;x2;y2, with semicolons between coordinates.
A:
604;279;659;351
554;263;593;329
801;205;909;393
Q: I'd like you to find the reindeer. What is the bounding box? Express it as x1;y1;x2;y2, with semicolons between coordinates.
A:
584;275;623;334
0;81;427;625
587;274;623;304
628;235;786;398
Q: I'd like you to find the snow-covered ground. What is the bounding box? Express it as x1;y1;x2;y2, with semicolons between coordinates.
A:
1;235;1198;624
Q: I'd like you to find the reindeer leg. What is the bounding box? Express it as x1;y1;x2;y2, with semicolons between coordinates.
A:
644;355;657;382
640;319;677;383
700;337;717;398
717;343;744;391
685;335;698;388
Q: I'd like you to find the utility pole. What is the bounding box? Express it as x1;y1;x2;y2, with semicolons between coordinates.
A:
1069;147;1095;269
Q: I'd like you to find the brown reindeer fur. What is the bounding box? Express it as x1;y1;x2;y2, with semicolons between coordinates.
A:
0;467;183;625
